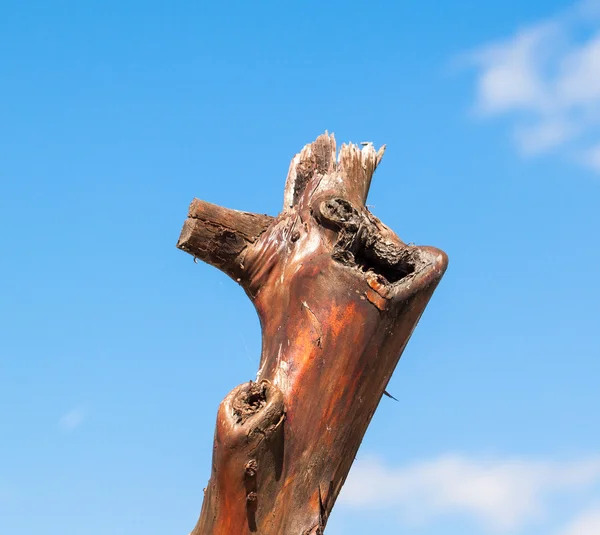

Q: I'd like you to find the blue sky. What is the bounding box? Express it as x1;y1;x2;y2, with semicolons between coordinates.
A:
1;1;599;534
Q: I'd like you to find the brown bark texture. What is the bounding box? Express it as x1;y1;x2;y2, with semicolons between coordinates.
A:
176;133;448;534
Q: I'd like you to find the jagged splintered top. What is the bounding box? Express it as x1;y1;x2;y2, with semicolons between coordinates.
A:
282;132;386;211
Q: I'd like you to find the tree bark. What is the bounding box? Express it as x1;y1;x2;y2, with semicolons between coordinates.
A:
176;133;448;534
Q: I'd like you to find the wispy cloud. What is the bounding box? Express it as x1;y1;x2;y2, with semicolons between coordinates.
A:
463;0;600;170
58;407;86;431
339;454;600;532
558;505;600;535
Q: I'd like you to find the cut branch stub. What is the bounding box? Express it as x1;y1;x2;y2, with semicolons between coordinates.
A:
195;380;285;534
177;198;273;283
177;132;448;534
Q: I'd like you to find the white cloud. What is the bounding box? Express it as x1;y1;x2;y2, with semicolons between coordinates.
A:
471;21;560;115
558;506;600;535
514;119;576;154
59;407;86;431
464;0;600;170
582;141;600;170
339;454;600;532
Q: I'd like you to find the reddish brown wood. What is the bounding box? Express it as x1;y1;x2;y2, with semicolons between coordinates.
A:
177;133;448;534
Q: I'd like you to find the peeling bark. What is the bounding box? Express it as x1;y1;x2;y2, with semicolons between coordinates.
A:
177;133;448;534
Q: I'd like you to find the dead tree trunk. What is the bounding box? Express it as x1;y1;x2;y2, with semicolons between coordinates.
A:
176;133;447;534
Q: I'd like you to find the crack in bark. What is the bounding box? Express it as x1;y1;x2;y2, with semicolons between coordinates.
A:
302;301;323;348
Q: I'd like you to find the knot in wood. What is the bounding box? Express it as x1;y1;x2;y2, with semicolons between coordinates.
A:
316;198;360;231
232;381;268;425
244;459;258;478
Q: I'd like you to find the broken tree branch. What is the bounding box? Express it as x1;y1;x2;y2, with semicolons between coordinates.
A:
177;198;274;283
177;132;448;534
